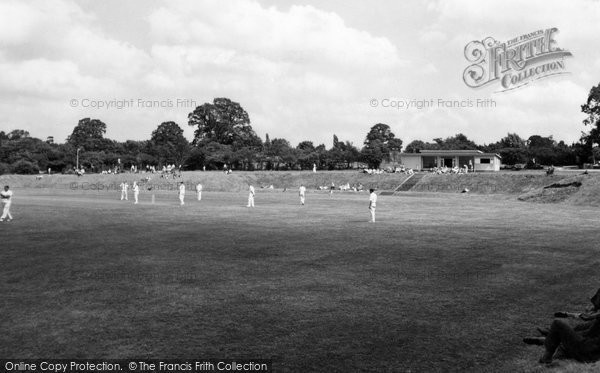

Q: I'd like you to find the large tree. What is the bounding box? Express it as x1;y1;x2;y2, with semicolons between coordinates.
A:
296;141;319;170
527;135;558;166
0;132;53;173
327;135;360;169
0;131;8;157
361;123;403;168
404;140;439;153
499;133;526;149
7;129;30;140
188;98;262;150
149;121;190;166
485;133;528;165
527;135;555;149
579;82;600;164
581;83;600;145
435;133;478;150
200;141;233;169
264;138;296;170
67;118;108;151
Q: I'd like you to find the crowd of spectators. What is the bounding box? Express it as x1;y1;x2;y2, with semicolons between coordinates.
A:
431;165;470;174
361;166;414;175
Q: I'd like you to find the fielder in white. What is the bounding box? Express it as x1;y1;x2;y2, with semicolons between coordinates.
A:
369;188;377;223
247;185;255;207
0;185;13;222
179;182;185;205
132;181;140;204
120;181;129;200
299;184;306;205
196;183;203;201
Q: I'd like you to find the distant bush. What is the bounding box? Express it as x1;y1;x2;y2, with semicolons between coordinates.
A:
11;160;40;174
0;162;10;175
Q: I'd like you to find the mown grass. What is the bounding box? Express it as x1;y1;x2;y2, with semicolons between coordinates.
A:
1;188;600;372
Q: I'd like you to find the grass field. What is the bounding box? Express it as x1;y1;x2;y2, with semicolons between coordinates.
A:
1;178;600;372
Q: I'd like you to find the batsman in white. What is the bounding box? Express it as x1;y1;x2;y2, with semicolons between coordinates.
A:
120;181;129;200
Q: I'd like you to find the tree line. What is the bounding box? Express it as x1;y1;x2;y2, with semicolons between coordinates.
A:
2;83;600;175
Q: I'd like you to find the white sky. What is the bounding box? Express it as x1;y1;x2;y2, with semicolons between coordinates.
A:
0;0;598;148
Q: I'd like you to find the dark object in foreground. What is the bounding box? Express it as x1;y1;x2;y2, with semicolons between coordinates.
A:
543;181;582;190
523;288;600;364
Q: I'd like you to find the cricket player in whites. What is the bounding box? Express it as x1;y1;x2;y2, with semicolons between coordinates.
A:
0;185;13;222
179;182;185;205
132;181;140;204
247;185;255;207
196;183;203;201
299;184;306;205
120;181;129;200
369;188;377;223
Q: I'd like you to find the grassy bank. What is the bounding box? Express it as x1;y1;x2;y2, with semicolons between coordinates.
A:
410;172;573;194
5;170;600;207
0;171;411;193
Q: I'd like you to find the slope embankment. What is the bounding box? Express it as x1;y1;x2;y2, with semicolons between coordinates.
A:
410;172;572;194
0;171;411;193
517;172;600;206
4;170;600;206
